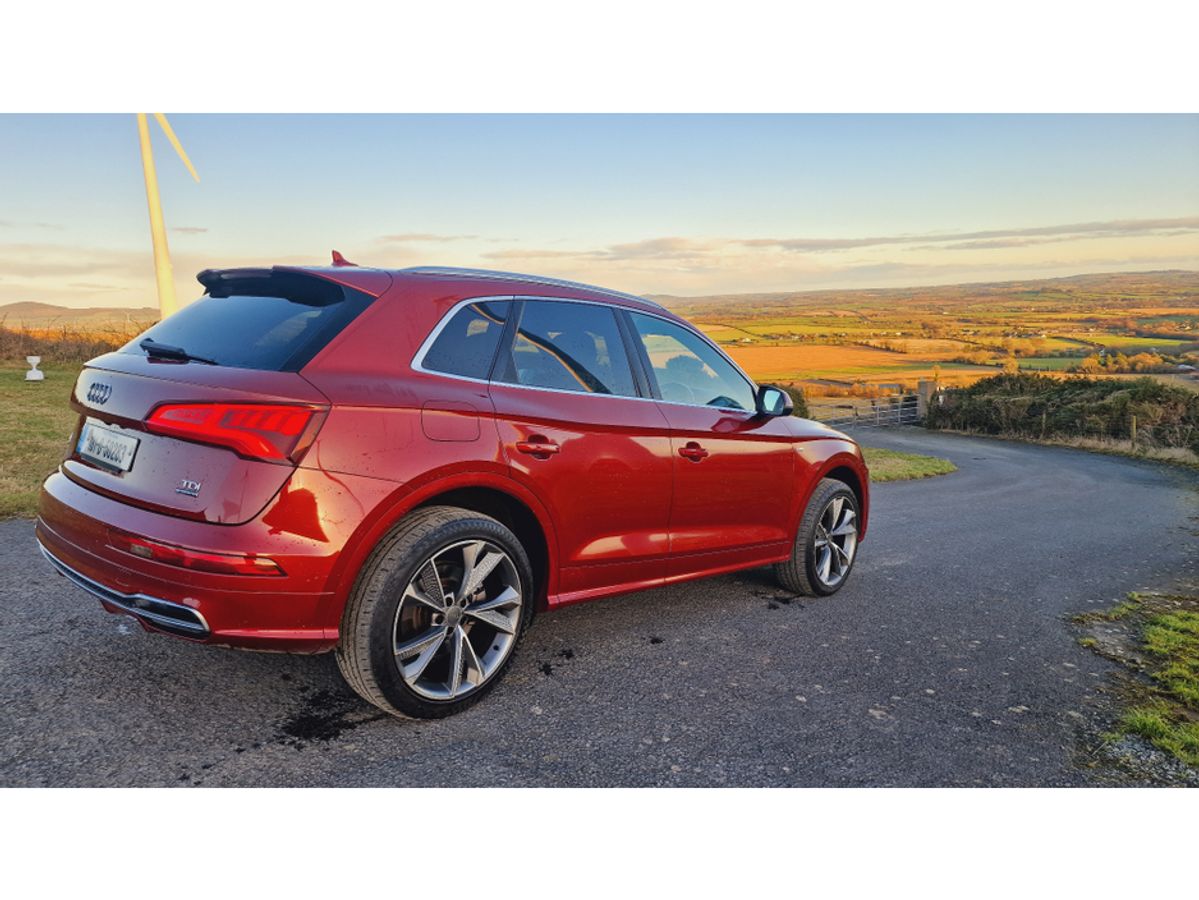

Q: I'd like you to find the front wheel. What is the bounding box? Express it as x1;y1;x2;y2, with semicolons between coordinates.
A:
774;478;860;597
336;506;533;719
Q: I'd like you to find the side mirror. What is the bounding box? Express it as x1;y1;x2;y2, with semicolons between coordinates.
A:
756;384;793;417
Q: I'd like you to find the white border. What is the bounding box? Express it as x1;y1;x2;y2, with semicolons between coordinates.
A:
3;1;1197;111
3;789;1194;895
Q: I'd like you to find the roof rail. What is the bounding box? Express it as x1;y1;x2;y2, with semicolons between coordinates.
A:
399;266;665;309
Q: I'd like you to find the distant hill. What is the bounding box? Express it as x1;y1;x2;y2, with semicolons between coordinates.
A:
3;270;1195;328
0;302;159;329
649;270;1199;317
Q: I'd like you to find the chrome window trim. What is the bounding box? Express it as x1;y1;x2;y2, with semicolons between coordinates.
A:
411;294;759;415
410;294;516;386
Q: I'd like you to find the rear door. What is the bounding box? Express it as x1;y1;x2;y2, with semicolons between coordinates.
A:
488;299;673;600
624;311;796;576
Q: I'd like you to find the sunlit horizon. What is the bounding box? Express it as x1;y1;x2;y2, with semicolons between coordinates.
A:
2;114;1197;308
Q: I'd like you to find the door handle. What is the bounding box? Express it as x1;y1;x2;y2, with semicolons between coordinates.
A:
678;441;709;462
516;436;560;459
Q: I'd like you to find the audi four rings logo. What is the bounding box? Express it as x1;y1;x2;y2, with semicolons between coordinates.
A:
86;382;112;405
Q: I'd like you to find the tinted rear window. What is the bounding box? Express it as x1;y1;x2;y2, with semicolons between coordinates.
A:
123;274;374;372
496;300;638;397
420;301;511;380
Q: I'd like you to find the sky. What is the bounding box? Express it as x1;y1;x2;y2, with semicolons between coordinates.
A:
1;114;1197;308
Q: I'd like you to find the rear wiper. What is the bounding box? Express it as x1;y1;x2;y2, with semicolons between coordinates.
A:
139;338;219;366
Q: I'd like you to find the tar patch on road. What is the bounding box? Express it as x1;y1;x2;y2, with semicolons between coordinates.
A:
277;688;387;747
538;647;579;677
756;590;804;611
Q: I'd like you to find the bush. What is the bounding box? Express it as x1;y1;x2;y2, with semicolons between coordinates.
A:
926;373;1199;453
779;382;809;418
0;322;145;364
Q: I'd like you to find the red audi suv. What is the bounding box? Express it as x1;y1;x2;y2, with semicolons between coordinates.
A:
37;262;869;718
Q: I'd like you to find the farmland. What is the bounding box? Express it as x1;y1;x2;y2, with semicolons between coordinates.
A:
1;269;1197;406
654;270;1199;398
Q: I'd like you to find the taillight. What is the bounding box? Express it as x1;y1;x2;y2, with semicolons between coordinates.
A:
144;403;324;462
110;531;285;576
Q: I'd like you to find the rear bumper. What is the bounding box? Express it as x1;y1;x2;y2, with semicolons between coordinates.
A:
39;542;211;638
37;470;348;652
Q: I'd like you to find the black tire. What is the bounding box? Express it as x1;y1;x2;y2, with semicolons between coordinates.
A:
774;478;860;597
336;505;534;719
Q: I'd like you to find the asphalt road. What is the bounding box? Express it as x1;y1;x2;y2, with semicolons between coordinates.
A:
2;429;1197;787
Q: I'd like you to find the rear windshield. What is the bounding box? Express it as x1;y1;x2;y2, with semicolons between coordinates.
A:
122;273;374;371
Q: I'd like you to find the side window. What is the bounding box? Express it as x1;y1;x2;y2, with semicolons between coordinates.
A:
628;312;756;411
496;300;638;397
420;300;511;380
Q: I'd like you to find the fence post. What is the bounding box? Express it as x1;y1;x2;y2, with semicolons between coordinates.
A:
1130;414;1137;448
917;380;934;418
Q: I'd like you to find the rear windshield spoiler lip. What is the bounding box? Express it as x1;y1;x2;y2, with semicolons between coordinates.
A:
197;266;392;298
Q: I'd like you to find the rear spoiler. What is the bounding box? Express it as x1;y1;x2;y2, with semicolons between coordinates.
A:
196;267;346;305
197;265;392;302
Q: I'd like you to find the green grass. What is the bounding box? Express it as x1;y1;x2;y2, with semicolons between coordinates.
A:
1017;356;1081;370
0;362;80;518
862;447;957;482
1063;333;1195;353
1119;705;1199;767
1080;592;1199;768
1143;610;1199;707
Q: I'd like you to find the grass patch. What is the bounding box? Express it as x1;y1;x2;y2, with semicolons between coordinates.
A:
1103;599;1140;621
0;361;80;518
1119;705;1199;767
862;447;957;482
1078;591;1199;769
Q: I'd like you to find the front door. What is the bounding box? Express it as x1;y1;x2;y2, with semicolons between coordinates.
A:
489;299;674;603
624;311;796;579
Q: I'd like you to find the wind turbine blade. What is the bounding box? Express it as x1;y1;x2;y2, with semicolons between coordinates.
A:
138;114;178;318
153;113;200;182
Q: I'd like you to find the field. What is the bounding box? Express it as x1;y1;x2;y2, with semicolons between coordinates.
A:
0;362;79;518
656;270;1199;399
1;268;1197;422
721;343;994;385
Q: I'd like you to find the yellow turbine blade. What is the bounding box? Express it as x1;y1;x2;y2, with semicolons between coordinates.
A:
153;113;199;182
137;114;178;318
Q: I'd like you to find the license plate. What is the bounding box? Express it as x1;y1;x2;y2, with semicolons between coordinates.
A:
78;422;140;473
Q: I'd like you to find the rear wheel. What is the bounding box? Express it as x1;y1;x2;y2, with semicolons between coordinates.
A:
774;478;860;597
336;506;533;719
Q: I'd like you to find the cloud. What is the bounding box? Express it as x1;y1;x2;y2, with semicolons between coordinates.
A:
67;282;124;291
477;216;1199;276
742;216;1199;253
484;237;720;263
4;213;1197;306
605;237;723;259
171;226;208;235
377;233;479;243
0;220;63;230
484;247;609;261
0;242;323;307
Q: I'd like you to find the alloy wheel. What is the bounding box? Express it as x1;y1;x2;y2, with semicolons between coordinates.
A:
812;495;858;588
392;539;522;701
